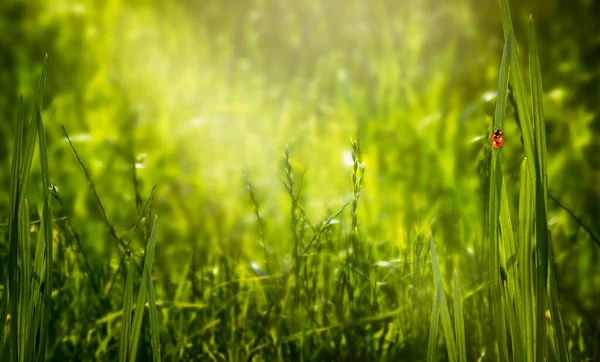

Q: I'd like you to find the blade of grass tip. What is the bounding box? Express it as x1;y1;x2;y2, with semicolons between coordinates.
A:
427;283;442;362
499;0;536;176
490;36;512;288
494;36;512;131
8;95;24;225
429;234;457;362
35;54;48;110
129;216;158;362
529;15;548;206
146;262;161;362
519;157;536;362
18;57;47;198
8;95;27;362
489;35;512;362
119;254;134;362
174;256;192;302
527;14;552;362
453;271;466;362
36;105;54;362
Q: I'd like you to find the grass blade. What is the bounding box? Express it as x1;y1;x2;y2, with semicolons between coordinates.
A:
519;157;536;362
129;216;158;362
547;255;569;362
35;104;54;362
146;265;161;362
526;13;553;362
429;234;457;362
499;178;526;361
0;280;7;359
2;94;25;362
18;199;31;362
489;35;512;362
427;283;442;362
119;255;134;362
499;0;536;174
453;271;466;362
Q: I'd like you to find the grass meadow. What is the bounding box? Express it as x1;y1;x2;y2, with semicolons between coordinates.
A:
1;0;599;361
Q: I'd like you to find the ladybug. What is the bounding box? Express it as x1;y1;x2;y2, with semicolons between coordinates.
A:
491;128;504;149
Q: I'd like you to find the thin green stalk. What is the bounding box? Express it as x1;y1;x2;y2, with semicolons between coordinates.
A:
244;170;271;273
488;34;512;362
427;283;442;362
519;157;536;362
36;104;54;362
429;234;457;362
129;216;158;362
119;255;134;362
453;271;466;362
146;265;161;362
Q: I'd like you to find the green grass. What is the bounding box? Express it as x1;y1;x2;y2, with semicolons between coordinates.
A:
0;0;595;361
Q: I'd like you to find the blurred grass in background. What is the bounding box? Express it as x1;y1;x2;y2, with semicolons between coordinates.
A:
0;0;599;360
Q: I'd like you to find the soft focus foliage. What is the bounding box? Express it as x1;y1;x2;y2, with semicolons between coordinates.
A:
0;0;599;360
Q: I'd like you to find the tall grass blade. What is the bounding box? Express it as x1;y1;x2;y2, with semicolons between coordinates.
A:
129;216;158;362
429;234;457;362
489;35;512;362
529;16;570;362
525;13;553;362
18;55;47;199
519;157;536;362
453;271;466;362
499;178;527;361
548;255;569;362
119;255;134;362
35;103;53;361
7;97;27;362
2;94;24;361
498;0;536;174
146;265;161;362
18;200;31;362
427;283;442;362
0;282;7;359
528;16;547;204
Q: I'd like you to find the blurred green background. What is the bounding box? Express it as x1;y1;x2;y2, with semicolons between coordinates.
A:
1;0;599;360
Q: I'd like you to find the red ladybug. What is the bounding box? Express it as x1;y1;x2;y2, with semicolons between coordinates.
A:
491;128;504;149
